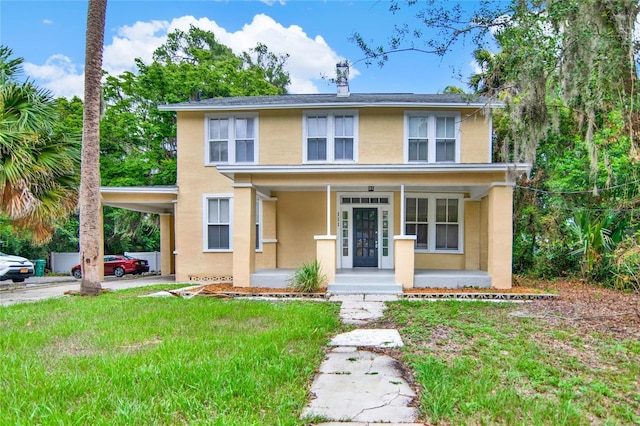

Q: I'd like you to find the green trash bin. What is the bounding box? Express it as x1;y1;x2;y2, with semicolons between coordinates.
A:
34;259;46;277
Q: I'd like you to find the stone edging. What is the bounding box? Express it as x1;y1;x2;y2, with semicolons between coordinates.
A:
218;292;329;299
213;291;557;300
401;293;558;300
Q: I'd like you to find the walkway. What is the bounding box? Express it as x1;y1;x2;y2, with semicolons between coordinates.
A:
303;294;424;425
0;275;176;306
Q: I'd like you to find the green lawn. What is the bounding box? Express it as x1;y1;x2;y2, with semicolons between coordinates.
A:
384;300;640;425
0;285;342;425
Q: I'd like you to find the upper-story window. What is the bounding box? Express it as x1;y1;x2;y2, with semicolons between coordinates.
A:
206;114;258;165
303;111;358;163
405;112;460;163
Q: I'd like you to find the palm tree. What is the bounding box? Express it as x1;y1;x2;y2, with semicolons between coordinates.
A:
79;0;107;296
0;46;80;243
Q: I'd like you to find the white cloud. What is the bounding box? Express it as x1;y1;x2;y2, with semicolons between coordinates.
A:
43;19;54;25
103;19;170;76
23;55;84;99
469;59;482;76
27;14;352;98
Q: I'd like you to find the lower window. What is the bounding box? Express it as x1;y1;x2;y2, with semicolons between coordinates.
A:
405;195;462;252
207;198;230;250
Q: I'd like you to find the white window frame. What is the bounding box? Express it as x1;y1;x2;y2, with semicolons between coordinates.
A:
205;113;259;165
302;110;358;163
203;194;233;252
404;193;464;253
255;198;263;252
404;111;461;163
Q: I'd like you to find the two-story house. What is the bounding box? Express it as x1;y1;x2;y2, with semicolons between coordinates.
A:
101;67;529;292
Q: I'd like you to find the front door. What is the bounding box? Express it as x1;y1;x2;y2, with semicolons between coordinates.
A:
353;208;378;267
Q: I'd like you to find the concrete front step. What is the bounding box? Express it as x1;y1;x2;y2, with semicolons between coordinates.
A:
328;283;403;295
333;270;396;284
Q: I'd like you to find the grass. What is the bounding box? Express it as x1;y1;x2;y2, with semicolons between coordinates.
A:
0;285;342;425
384;300;640;425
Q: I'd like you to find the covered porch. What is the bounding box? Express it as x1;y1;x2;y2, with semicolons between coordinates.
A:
218;163;528;290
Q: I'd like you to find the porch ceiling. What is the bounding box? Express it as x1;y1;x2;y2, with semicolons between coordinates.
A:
100;186;178;215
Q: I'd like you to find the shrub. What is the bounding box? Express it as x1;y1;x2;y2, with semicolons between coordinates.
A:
610;233;640;292
289;259;326;293
530;241;579;279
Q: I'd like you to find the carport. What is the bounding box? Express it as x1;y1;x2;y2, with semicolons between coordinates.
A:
100;186;177;278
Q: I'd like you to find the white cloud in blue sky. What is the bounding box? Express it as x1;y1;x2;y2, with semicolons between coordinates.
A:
25;13;352;99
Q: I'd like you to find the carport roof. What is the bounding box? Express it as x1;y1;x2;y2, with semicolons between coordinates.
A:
100;186;177;215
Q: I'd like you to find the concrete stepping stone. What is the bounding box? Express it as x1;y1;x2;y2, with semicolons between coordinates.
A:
330;329;404;348
339;301;388;324
302;348;419;423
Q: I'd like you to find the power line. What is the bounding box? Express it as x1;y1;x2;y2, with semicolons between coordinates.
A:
515;178;640;195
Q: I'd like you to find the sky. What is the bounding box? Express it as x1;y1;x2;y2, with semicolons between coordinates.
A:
0;0;483;99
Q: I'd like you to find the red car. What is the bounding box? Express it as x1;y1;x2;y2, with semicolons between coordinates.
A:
71;255;149;279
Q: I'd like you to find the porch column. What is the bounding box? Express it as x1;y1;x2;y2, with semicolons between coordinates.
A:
232;185;256;287
159;214;175;275
394;235;416;288
314;235;336;286
487;184;514;289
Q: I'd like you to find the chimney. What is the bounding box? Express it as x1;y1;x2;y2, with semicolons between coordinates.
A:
336;61;349;97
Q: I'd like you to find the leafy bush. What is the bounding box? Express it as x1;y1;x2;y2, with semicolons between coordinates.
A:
529;241;579;279
567;209;626;281
289;259;326;293
610;233;640;292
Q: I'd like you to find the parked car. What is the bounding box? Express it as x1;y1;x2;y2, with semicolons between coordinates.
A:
71;255;149;279
0;252;35;283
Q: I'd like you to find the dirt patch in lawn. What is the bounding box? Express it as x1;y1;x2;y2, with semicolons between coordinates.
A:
514;278;640;340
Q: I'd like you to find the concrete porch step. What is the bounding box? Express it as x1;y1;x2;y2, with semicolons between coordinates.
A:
333;269;396;285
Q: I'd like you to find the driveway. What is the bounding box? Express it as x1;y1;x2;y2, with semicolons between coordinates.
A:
0;274;177;306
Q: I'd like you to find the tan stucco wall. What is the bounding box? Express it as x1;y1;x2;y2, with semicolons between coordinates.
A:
259;110;303;165
315;236;336;286
480;196;489;271
185;106;492;166
395;236;416;288
460;108;491;163
487;185;514;288
275;191;327;268
464;200;481;270
170;107;500;284
359;109;404;163
174;111;235;282
256;199;277;269
414;253;465;269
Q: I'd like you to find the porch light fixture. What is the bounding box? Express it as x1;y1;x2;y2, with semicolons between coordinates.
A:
368;186;374;192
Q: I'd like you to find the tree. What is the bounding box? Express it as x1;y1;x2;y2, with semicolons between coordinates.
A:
353;1;640;285
0;46;80;243
354;0;640;172
101;26;290;187
79;0;107;296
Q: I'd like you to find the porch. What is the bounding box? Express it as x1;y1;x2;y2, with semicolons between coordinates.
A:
251;268;492;294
